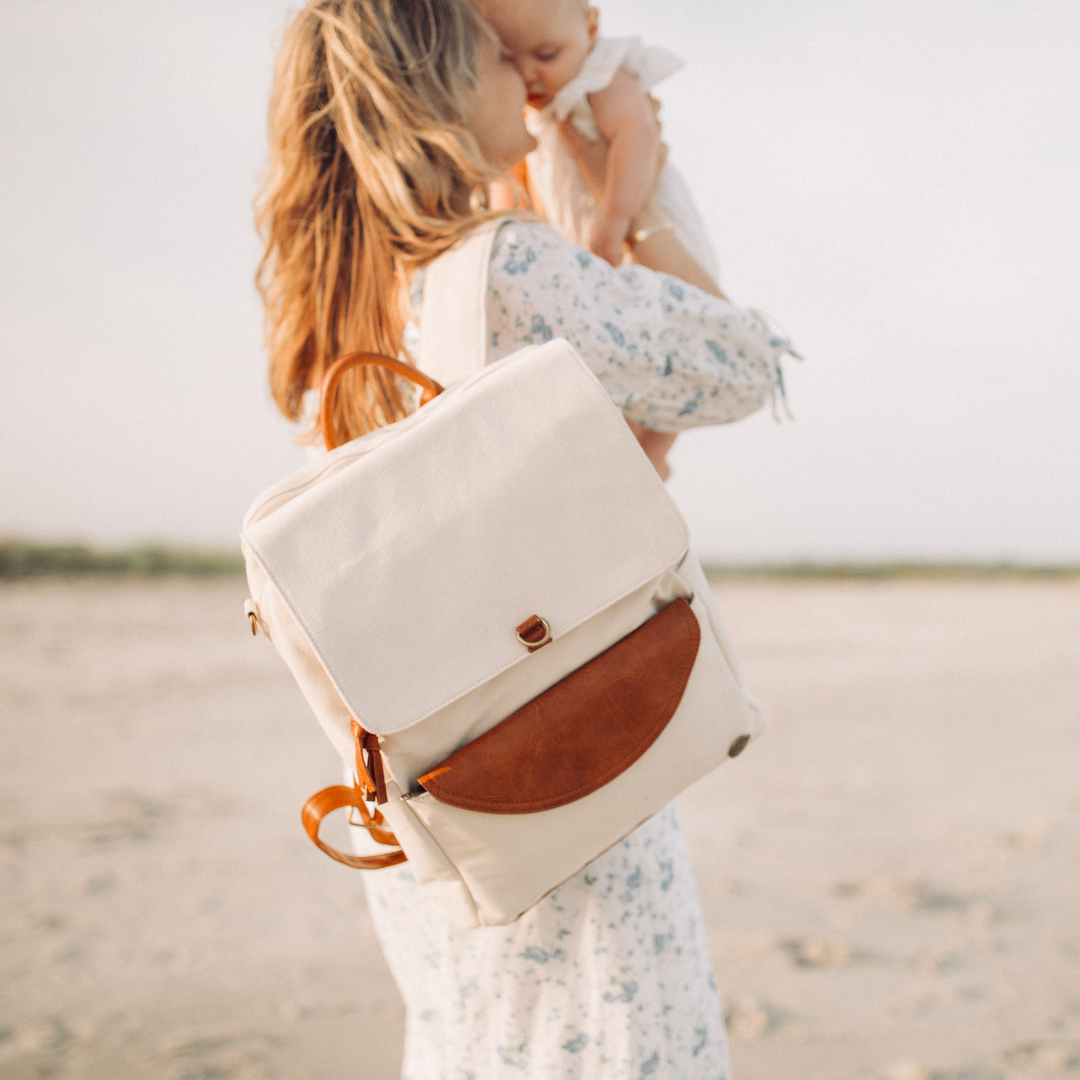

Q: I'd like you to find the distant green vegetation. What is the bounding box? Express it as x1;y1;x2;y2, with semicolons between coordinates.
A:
703;562;1080;581
0;540;245;579
2;541;1076;582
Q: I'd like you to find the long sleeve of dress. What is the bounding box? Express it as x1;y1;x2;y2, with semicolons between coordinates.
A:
485;220;793;432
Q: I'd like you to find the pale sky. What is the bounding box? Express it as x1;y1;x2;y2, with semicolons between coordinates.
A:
1;1;1077;562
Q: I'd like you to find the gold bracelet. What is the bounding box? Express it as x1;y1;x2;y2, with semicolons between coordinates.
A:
628;221;674;247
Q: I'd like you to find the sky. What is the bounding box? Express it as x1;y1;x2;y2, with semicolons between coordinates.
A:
0;0;1077;563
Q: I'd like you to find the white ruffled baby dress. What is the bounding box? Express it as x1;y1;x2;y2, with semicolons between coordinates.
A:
525;37;720;280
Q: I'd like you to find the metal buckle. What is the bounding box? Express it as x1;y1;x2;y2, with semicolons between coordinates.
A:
515;616;551;650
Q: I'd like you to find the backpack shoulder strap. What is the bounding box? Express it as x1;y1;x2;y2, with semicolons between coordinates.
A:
417;216;510;386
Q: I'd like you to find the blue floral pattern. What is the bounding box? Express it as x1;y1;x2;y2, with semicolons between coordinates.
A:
358;803;730;1079
359;219;786;1077
483;221;791;432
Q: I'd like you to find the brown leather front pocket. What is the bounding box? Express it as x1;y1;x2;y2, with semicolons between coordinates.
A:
417;598;700;814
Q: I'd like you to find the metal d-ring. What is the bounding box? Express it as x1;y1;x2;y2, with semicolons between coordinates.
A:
516;616;552;649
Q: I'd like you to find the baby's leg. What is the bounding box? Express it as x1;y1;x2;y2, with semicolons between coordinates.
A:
625;417;677;481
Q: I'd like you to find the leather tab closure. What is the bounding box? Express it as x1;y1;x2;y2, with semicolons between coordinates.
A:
515;614;552;652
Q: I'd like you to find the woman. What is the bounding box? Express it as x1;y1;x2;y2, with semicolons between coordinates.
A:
257;1;791;1076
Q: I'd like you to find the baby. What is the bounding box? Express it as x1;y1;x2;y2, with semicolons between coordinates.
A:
484;0;720;279
484;0;721;479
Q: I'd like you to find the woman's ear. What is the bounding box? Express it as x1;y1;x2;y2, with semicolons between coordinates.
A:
586;7;599;44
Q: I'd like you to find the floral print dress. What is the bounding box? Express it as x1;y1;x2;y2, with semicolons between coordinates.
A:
354;220;793;1080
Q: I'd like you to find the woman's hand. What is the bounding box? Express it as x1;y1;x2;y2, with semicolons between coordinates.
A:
589;213;633;267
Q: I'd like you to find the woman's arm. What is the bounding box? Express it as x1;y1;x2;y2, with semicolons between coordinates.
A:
626;200;726;299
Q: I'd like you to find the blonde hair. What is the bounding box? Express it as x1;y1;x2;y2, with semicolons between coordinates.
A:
256;0;503;440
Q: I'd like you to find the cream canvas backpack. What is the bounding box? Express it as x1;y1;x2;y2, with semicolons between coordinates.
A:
241;221;763;929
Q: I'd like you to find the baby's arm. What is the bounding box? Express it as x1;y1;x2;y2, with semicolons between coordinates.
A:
586;68;660;265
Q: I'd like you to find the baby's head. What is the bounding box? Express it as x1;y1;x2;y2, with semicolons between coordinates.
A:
482;0;598;108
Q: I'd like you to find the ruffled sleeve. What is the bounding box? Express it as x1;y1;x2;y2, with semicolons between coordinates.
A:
484;221;794;431
544;37;683;142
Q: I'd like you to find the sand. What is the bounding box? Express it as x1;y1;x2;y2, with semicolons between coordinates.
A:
1;577;1078;1079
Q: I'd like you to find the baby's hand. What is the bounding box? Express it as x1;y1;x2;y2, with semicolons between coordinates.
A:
589;213;632;266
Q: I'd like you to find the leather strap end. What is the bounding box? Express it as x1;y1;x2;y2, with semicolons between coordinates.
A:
301;784;406;870
365;732;389;805
351;720;389;806
350;719;376;797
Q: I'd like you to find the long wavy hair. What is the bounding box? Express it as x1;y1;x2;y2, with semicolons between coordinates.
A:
256;0;503;440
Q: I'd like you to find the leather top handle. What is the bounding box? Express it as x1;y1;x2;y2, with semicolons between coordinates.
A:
320;352;445;451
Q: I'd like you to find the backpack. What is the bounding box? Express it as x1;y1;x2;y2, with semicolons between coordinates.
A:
240;221;762;928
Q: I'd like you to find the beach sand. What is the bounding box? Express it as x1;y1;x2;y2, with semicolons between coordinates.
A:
1;577;1077;1079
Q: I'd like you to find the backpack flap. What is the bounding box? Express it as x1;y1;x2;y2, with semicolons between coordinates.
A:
241;339;689;736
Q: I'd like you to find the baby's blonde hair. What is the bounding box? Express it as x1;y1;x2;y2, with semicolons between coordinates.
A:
256;0;504;440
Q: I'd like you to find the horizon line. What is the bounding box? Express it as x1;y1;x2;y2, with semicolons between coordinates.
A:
1;540;1077;581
